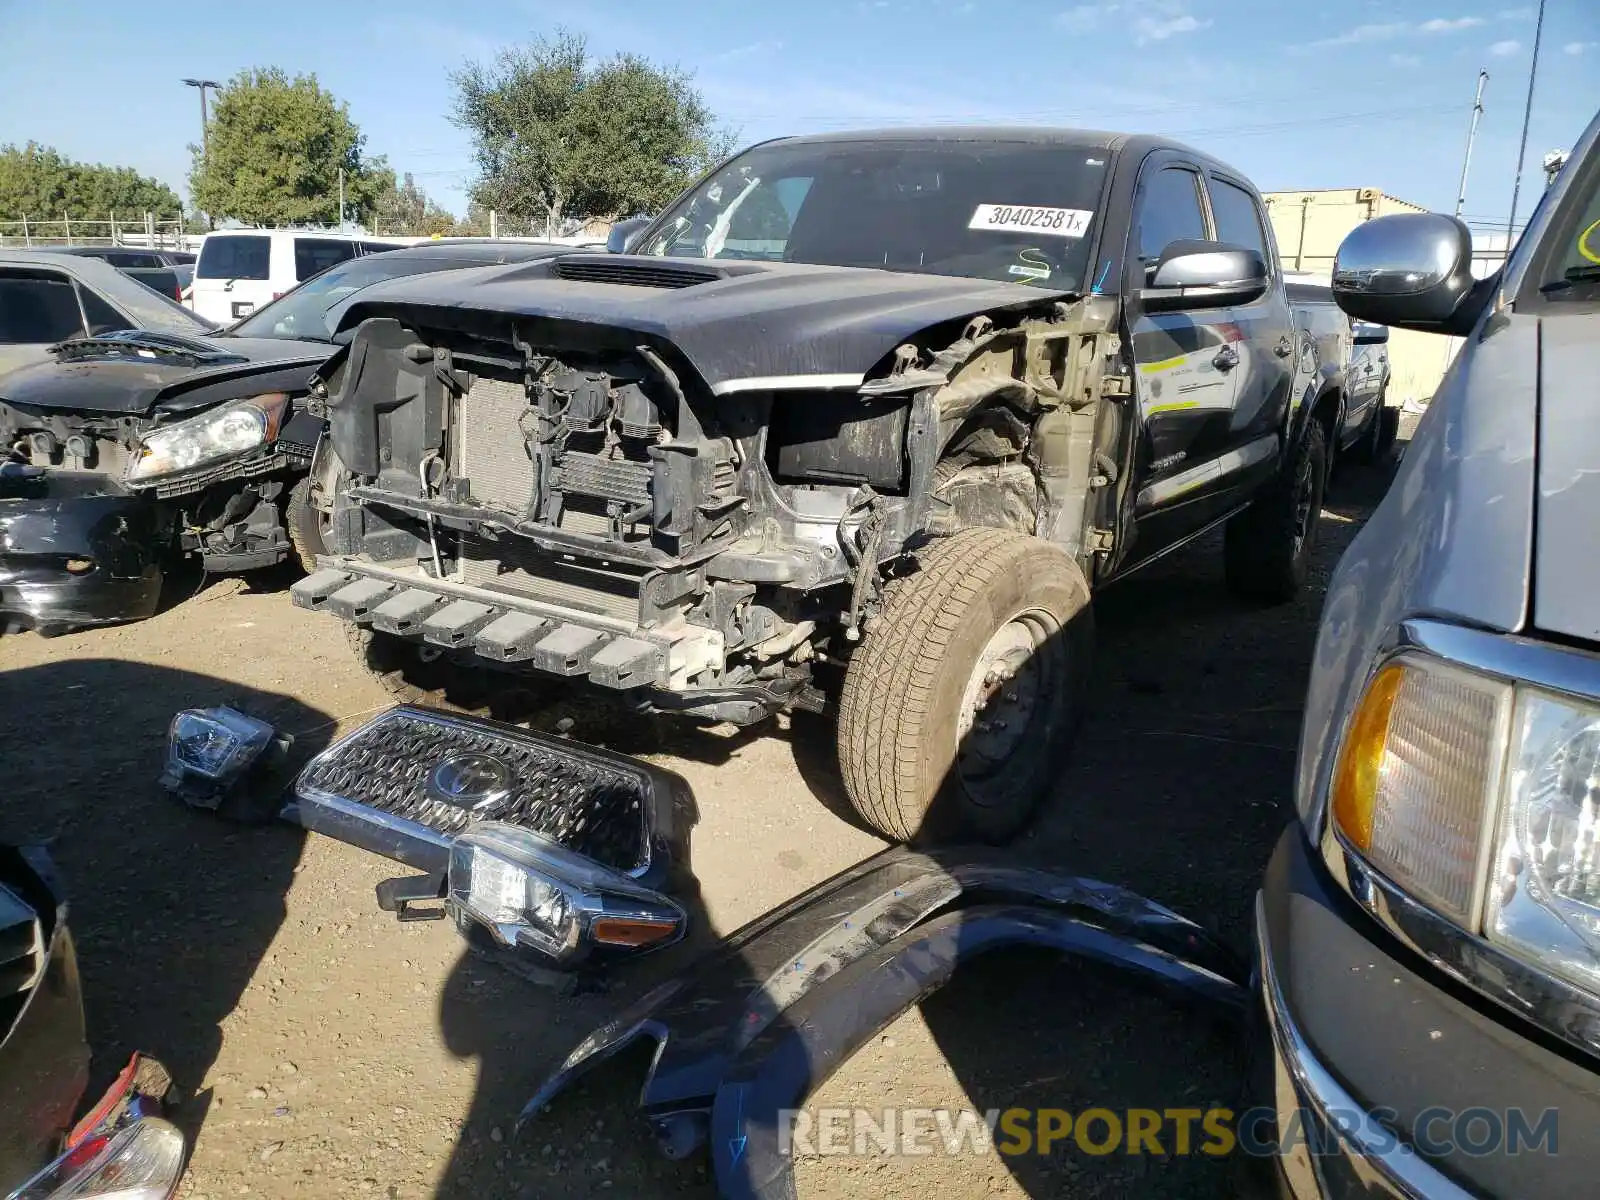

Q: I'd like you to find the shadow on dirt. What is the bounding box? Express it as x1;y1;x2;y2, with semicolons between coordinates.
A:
425;443;1402;1198
0;657;332;1148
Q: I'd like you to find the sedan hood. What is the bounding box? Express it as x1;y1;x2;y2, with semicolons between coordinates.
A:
336;254;1068;389
0;336;331;417
1532;312;1600;643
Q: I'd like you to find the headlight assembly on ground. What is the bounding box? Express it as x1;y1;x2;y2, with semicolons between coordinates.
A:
7;1117;186;1200
125;393;287;484
448;820;685;967
1330;648;1600;994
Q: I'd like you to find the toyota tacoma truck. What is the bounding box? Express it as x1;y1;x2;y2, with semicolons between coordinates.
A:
293;127;1353;843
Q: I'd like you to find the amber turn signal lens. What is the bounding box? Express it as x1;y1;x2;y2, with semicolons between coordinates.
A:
591;917;680;948
1331;662;1408;852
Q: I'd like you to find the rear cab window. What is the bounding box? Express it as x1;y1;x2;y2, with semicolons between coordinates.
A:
294;238;358;281
1207;176;1271;267
197;235;271;280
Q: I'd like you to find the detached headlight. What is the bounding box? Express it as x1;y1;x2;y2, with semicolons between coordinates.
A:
126;393;287;483
449;821;686;968
9;1117;186;1200
1331;651;1600;994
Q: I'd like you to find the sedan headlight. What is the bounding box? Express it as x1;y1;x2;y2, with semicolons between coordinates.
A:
126;393;287;484
448;821;686;968
1330;651;1600;993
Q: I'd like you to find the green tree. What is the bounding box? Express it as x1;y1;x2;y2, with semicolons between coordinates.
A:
450;30;734;237
373;171;457;236
189;67;389;226
0;142;182;219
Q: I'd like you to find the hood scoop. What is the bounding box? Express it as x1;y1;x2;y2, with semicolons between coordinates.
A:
553;257;722;290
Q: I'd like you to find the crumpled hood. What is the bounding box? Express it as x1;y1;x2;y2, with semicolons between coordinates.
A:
1532;312;1600;643
335;254;1068;388
0;337;331;417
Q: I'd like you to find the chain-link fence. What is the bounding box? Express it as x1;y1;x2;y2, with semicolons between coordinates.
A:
0;213;190;250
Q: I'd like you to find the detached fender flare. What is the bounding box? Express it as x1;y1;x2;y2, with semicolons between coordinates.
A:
709;903;1245;1200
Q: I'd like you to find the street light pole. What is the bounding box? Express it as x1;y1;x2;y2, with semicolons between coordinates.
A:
183;78;222;231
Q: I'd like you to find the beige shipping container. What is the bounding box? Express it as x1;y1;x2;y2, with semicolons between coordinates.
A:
1263;189;1448;407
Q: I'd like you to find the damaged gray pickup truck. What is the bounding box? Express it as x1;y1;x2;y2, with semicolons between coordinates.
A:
294;127;1359;842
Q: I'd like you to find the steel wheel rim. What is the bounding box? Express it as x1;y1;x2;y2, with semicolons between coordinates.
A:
956;608;1063;806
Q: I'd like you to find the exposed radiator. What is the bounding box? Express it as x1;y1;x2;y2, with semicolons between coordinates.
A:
459;537;642;621
459;376;535;515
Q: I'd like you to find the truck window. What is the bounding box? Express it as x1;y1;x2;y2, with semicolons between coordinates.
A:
1135;167;1207;272
197;235;271;280
0;272;85;343
77;285;129;335
1208;177;1270;263
294;238;358;282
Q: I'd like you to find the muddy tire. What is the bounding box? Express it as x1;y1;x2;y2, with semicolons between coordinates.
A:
1224;419;1328;606
837;528;1093;844
286;475;330;574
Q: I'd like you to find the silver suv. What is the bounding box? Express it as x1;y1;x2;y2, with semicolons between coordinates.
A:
1248;107;1600;1197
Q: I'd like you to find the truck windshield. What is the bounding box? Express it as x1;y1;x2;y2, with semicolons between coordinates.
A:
1541;154;1600;300
636;138;1112;293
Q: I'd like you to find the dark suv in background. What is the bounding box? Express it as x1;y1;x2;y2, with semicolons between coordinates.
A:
50;246;195;303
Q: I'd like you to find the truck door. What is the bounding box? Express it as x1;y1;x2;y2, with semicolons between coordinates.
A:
1199;171;1294;495
1122;157;1250;564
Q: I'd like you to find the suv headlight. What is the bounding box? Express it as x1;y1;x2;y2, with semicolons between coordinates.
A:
126;393;287;484
1330;652;1600;993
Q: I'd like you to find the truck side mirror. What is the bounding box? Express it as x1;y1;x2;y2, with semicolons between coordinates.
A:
1332;213;1478;334
607;217;653;254
1139;241;1269;313
1351;321;1389;345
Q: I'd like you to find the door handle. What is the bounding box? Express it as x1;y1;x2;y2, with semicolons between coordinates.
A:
1274;336;1293;358
1212;345;1240;371
1363;364;1375;373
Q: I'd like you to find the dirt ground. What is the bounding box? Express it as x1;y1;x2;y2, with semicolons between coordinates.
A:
0;435;1405;1199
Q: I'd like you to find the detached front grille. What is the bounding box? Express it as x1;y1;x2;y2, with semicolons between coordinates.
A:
291;706;660;875
553;259;719;289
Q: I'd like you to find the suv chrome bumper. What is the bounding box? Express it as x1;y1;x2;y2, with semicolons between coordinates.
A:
292;558;724;690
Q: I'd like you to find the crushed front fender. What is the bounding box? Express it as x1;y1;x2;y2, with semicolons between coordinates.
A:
520;845;1246;1176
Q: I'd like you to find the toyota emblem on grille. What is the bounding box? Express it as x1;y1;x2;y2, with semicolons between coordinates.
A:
427;752;513;810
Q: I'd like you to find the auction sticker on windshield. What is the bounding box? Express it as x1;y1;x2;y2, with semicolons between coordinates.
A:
969;204;1093;238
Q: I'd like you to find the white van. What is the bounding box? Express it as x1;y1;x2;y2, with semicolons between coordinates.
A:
190;231;409;324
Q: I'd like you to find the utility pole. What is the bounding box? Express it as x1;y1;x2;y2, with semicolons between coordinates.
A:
1506;0;1547;252
183;78;221;231
1454;69;1489;219
338;167;346;229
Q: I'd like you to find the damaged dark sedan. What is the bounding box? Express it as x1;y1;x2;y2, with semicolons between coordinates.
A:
0;239;574;633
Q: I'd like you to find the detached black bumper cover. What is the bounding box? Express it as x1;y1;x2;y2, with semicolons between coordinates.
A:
523;845;1246;1200
0;468;169;629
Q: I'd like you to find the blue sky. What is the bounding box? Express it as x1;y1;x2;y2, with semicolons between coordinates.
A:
1;0;1595;239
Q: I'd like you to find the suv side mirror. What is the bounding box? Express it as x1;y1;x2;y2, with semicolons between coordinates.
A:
1351;320;1389;345
607;216;653;254
1333;213;1478;333
1140;240;1269;313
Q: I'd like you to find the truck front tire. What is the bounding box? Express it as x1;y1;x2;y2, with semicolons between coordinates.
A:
837;529;1093;844
1223;419;1329;605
